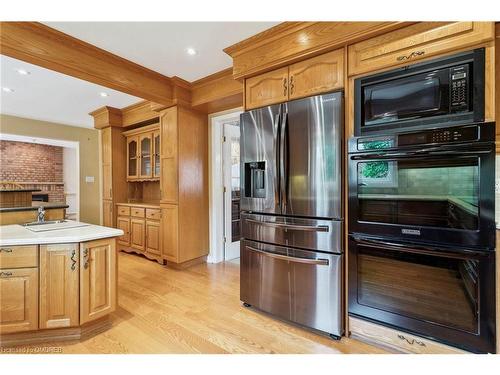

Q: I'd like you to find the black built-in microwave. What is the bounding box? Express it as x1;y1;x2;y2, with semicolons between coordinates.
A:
354;48;485;136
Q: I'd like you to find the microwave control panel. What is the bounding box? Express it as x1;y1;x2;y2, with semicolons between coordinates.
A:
450;64;469;112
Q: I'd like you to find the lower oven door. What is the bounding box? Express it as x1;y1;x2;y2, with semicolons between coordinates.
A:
241;239;343;337
348;236;496;353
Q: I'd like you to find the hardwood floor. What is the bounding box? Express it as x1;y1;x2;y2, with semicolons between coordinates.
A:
5;252;385;354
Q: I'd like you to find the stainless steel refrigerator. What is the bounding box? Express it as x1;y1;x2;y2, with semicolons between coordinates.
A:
239;91;344;338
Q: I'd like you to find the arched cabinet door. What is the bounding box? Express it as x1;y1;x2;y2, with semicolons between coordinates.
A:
127;136;139;180
139;134;152;179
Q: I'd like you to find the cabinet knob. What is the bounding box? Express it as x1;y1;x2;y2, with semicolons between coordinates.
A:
0;271;13;277
283;78;288;96
0;248;13;253
290;76;295;95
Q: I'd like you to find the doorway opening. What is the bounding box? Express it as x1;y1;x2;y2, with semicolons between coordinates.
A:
0;132;80;220
208;109;242;263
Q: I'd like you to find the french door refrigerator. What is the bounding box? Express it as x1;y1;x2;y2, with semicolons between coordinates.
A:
239;91;344;338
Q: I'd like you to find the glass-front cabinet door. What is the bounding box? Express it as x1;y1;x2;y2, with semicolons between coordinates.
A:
127;136;139;180
139;133;152;179
153;130;160;179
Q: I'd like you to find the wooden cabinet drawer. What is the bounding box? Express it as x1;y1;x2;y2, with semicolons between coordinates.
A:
146;208;161;220
245;66;289;110
130;207;145;218
348;22;494;76
0;245;38;269
289;49;344;100
117;205;130;216
349;317;465;354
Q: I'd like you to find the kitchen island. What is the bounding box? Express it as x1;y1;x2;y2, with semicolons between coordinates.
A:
0;221;123;346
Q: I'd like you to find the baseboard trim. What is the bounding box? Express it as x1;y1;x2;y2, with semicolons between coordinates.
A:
0;316;111;347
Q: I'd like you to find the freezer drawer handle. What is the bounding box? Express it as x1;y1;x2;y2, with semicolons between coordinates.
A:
246;245;329;266
245;218;329;232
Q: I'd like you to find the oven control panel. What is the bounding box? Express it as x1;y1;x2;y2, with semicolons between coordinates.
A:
399;126;479;146
450;64;469;112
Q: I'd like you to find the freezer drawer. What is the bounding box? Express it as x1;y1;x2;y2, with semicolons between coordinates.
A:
240;240;344;337
241;213;343;253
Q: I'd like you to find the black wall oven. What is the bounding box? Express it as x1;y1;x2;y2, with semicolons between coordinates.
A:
348;123;495;250
348;236;496;353
348;122;496;353
354;48;485;136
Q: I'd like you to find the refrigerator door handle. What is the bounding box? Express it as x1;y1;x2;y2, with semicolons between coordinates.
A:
273;113;281;207
280;111;288;211
245;218;330;232
246;245;330;266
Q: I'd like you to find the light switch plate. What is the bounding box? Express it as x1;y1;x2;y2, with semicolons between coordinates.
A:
85;176;95;183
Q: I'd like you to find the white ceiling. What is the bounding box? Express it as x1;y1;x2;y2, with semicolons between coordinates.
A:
44;22;279;81
0;55;141;128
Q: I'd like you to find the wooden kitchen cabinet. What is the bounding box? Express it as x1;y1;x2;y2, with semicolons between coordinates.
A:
158;106;208;268
80;238;117;325
39;244;79;329
245;66;289;110
348;22;494;76
99;124;127;228
0;267;38;333
116;203;163;263
160;204;179;262
116;216;131;246
124;124;160;181
130;218;145;251
103;199;114;227
145;220;161;256
245;48;345;109
289;49;344;100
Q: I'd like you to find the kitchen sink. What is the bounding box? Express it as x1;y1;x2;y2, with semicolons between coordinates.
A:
23;220;67;226
22;220;91;232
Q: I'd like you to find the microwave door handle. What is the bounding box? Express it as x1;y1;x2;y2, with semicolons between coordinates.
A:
246;245;329;266
245;218;329;232
273;113;281;207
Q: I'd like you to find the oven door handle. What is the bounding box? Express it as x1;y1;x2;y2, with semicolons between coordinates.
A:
350;149;491;160
246;245;330;266
245;218;329;232
351;236;487;258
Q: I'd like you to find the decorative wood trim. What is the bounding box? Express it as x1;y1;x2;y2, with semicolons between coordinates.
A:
191;68;243;113
89;106;122;129
122;123;159;137
224;21;413;79
349;317;467;354
121;100;160;127
0;316;111;347
0;22;174;105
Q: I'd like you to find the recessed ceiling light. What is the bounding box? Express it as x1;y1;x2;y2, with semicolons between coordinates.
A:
16;69;30;75
186;47;197;56
2;87;14;93
100;92;109;98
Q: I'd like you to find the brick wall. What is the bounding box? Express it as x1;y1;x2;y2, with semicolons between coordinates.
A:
0;140;65;203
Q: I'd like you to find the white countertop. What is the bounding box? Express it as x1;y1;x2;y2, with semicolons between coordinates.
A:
0;220;123;246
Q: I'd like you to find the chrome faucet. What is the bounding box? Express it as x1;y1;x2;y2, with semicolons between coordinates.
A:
37;206;46;223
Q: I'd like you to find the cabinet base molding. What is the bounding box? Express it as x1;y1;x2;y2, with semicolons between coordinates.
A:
167;255;207;269
118;246;165;265
349;316;467;354
0;316;111;348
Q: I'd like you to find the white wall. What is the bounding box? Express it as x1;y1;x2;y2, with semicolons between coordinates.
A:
63;147;79;220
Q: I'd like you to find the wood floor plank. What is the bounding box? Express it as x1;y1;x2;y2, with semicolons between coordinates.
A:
3;252;385;354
